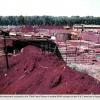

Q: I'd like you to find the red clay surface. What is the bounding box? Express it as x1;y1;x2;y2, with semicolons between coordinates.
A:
81;32;100;43
0;45;100;94
10;25;64;33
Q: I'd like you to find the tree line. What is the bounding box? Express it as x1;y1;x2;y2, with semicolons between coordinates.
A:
0;16;100;26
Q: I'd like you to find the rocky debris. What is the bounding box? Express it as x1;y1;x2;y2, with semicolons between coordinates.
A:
49;75;62;88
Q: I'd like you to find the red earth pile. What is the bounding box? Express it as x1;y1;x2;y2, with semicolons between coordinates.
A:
11;26;34;33
0;45;100;94
82;32;99;43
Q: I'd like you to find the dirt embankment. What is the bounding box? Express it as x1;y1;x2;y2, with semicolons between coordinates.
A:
0;45;100;94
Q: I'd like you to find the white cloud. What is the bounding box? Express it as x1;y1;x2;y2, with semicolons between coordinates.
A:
0;0;99;16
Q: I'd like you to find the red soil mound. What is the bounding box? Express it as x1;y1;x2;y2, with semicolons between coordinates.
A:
82;32;99;43
0;45;100;94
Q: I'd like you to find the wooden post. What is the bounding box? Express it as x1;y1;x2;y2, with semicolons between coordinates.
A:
3;32;9;70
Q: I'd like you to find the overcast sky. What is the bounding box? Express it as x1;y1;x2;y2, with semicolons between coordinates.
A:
0;0;100;16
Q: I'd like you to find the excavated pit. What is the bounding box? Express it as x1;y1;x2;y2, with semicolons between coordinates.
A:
0;40;63;73
12;40;62;58
0;44;100;94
